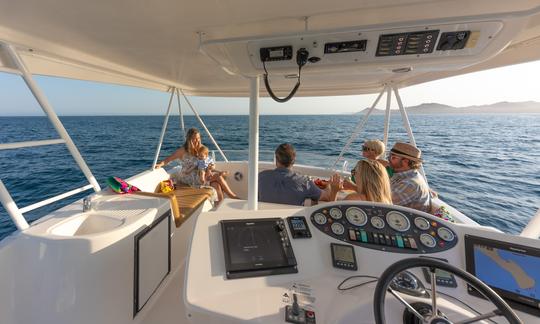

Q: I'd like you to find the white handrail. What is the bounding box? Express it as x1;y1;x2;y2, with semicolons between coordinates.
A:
179;89;229;162
5;44;101;193
0;139;65;150
152;88;176;169
0;180;29;230
19;184;94;214
332;86;387;168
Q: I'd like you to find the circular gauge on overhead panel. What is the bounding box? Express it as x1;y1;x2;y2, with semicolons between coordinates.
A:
385;211;410;232
313;213;327;225
420;233;437;248
437;227;455;242
329;207;343;220
414;217;430;230
345;207;367;226
370;216;385;229
331;223;345;236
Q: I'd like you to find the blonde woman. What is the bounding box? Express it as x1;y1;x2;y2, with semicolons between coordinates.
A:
345;159;392;204
344;139;391;190
156;128;228;201
361;139;386;161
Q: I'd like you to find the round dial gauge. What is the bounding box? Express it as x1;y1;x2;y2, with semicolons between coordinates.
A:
437;227;455;242
329;208;343;220
331;223;345;235
370;216;385;229
313;213;327;225
385;211;410;232
345;207;367;226
391;271;420;291
414;217;430;230
420;233;437;248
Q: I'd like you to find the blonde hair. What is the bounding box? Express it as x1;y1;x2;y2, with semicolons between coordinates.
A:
198;145;209;155
363;140;385;159
355;159;392;204
184;128;201;156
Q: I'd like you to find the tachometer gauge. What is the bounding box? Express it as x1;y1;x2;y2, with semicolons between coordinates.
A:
313;213;327;225
420;233;437;248
331;223;345;235
345;207;367;226
385;211;410;232
370;216;385;229
414;217;430;230
329;207;343;220
437;227;455;242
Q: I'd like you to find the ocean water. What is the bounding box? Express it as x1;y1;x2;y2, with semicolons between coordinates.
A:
1;114;539;241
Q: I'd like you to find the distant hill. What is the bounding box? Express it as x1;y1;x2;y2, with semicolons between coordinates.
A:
355;101;540;115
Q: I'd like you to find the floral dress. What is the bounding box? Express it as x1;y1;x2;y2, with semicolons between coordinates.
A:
173;153;200;186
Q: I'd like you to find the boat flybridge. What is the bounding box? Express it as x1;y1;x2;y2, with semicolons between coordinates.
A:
2;1;540;323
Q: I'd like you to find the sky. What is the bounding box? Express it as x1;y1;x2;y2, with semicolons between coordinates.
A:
1;59;540;116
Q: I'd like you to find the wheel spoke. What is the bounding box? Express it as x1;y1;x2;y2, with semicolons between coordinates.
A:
430;268;438;317
454;309;501;324
388;287;427;323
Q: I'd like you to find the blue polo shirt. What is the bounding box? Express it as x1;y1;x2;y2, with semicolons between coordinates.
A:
258;167;322;206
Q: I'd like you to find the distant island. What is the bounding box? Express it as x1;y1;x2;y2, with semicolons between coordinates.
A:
354;101;540;115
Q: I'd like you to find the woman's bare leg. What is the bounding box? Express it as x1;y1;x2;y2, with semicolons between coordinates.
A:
210;181;223;202
216;176;238;199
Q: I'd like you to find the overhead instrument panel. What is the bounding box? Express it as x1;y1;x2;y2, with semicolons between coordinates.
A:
310;204;457;254
204;19;509;78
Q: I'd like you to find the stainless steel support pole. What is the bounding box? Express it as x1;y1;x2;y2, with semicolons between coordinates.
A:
383;86;392;147
332;86;386;168
5;44;101;192
175;88;186;143
0;180;29;230
248;76;260;210
152;88;176;169
179;89;229;162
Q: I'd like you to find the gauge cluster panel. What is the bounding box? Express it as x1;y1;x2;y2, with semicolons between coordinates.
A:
310;204;457;254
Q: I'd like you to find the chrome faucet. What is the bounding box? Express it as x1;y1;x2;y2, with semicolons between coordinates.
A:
82;195;94;212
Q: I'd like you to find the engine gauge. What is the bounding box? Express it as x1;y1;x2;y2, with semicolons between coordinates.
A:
313;213;327;225
414;217;430;230
329;207;343;220
345;207;367;226
385;211;410;232
370;216;385;229
390;271;428;297
437;227;455;242
420;233;437;248
331;223;345;235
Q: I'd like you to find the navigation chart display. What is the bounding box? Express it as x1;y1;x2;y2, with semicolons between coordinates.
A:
465;235;540;313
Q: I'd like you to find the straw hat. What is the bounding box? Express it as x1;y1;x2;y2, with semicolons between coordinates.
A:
390;142;422;162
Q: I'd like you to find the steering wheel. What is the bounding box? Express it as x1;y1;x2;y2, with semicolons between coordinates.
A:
373;258;522;324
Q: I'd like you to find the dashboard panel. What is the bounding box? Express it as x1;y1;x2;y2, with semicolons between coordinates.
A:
310;204;457;254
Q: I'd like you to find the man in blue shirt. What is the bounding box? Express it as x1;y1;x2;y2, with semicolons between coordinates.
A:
259;143;340;205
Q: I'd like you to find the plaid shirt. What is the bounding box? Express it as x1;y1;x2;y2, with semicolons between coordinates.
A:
390;169;431;213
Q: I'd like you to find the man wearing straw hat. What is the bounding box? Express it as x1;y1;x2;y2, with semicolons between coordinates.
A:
388;142;431;213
